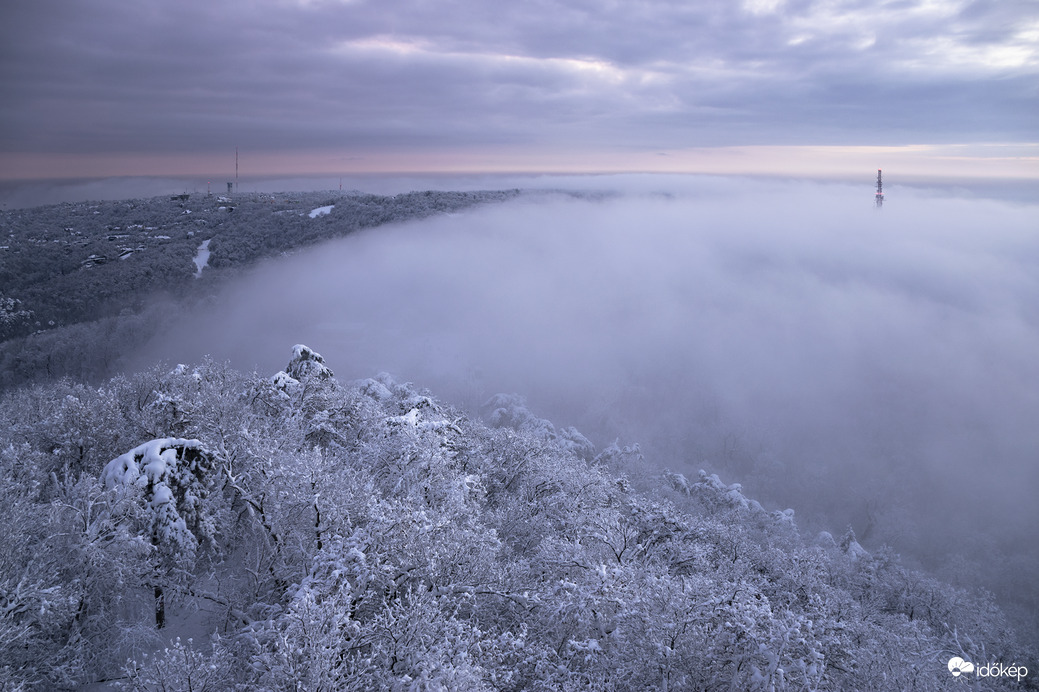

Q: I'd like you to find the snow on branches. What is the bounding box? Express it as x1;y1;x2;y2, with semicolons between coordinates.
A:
0;344;1025;690
285;343;334;381
484;392;595;460
103;438;217;554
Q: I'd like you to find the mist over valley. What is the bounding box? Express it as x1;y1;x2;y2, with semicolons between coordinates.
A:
134;175;1039;603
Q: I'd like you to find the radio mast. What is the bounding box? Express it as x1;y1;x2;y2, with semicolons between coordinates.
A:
875;169;884;208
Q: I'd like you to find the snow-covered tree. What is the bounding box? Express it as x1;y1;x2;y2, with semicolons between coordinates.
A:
103;438;218;628
0;294;33;339
485;393;595;460
0;445;152;689
103;438;218;553
0;344;1029;690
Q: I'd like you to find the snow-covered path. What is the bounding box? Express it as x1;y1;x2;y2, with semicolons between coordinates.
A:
193;238;211;278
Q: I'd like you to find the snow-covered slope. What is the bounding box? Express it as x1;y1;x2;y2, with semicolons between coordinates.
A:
0;346;1026;690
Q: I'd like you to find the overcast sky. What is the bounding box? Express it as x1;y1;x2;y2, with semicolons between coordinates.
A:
1;0;1037;179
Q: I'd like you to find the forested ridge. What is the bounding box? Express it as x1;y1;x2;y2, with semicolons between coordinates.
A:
0;345;1030;690
0;189;520;389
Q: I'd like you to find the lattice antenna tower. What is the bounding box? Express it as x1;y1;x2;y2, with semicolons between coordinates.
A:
226;146;239;196
875;169;884;208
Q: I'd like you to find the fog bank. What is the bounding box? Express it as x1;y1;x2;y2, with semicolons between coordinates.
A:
137;175;1039;601
5;171;1037;209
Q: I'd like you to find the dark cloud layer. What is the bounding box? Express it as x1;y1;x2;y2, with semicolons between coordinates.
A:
138;176;1039;603
1;0;1036;166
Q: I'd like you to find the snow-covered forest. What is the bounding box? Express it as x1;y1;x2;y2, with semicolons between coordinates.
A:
0;189;520;388
0;344;1030;690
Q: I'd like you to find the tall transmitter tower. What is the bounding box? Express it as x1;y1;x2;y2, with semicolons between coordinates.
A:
875;169;884;208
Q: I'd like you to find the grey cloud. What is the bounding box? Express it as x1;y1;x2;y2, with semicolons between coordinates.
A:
1;0;1036;163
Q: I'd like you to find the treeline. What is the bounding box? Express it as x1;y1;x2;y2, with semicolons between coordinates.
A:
0;298;181;388
0;346;1028;690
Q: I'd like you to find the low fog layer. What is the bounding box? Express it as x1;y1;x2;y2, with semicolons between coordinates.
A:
138;176;1039;599
7;172;1037;210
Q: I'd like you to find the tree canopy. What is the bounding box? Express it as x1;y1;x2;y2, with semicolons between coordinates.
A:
0;346;1028;690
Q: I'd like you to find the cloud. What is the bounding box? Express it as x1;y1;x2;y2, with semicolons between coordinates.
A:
1;0;1036;172
137;177;1039;597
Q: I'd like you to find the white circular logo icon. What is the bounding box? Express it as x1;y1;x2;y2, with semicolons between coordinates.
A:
948;657;975;677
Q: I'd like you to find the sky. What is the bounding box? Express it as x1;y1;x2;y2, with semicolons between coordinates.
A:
1;0;1037;180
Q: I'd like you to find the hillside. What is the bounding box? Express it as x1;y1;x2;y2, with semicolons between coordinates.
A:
0;189;520;388
0;345;1028;690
